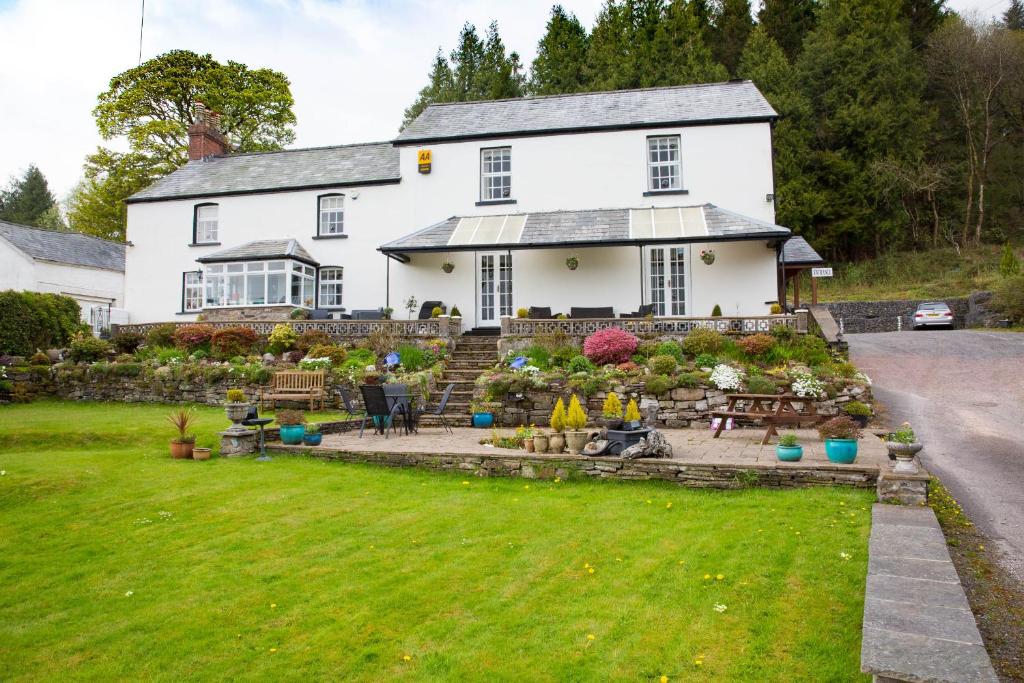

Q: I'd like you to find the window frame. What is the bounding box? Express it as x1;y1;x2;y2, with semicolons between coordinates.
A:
181;271;203;313
645;135;683;193
316;193;345;237
479;146;513;202
318;266;344;309
202;259;315;309
192;203;220;245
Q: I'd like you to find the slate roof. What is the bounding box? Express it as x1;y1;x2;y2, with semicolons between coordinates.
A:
379;204;790;254
395;81;777;144
781;236;825;265
196;239;318;265
0;219;125;271
127;142;400;203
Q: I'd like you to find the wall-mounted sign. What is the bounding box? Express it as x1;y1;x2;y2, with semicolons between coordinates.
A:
811;267;833;278
417;149;432;174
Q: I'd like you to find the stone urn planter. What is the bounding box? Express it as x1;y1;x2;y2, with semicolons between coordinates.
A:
533;434;549;453
887;441;923;473
225;402;250;432
565;430;589;455
192;447;212;461
548;432;566;454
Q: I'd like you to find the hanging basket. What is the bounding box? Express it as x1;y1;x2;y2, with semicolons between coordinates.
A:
700;249;716;266
441;261;455;274
565;255;579;271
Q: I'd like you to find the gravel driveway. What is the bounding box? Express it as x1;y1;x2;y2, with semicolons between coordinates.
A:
848;330;1024;580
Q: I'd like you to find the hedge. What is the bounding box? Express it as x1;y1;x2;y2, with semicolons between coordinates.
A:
0;290;82;356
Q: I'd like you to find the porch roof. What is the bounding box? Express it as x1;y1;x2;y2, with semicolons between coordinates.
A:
196;239;319;266
780;236;825;266
378;204;790;257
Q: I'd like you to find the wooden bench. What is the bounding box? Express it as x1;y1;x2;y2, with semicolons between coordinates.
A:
712;393;826;445
259;370;326;411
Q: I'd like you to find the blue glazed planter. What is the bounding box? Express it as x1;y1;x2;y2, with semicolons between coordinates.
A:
373;416;392;429
472;412;494;429
824;439;858;464
775;444;803;462
279;424;305;445
303;433;322;446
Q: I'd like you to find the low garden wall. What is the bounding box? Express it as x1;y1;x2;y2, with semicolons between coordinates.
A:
112;317;463;341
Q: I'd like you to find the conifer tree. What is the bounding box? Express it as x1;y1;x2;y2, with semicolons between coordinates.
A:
478;21;527;99
0;165;57;227
586;0;666;90
1005;0;1024;30
401;51;456;129
530;5;590;95
757;0;818;60
653;0;729;84
710;0;754;75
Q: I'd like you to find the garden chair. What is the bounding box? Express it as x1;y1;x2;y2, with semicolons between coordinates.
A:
422;383;456;435
352;309;384;320
384;383;419;434
620;304;655;318
528;306;553;319
358;385;405;438
417;301;445;319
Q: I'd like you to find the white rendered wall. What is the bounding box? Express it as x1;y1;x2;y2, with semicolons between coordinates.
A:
0;239;37;292
34;260;125;319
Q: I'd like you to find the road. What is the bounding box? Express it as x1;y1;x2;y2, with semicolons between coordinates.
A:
849;330;1024;581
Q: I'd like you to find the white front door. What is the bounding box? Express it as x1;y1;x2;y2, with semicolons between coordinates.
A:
647;245;687;316
478;252;512;325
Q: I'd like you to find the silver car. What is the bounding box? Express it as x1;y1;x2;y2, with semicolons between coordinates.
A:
912;302;954;329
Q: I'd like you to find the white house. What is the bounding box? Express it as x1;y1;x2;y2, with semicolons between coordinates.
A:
124;81;821;329
0;219;126;330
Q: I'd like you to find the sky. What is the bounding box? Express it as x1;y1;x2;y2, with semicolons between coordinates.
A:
0;0;1012;201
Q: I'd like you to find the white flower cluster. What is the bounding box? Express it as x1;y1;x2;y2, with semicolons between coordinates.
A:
791;372;825;398
518;365;540;376
709;364;743;391
299;357;332;370
854;371;872;386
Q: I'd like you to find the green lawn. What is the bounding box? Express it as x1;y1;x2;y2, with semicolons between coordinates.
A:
0;401;873;681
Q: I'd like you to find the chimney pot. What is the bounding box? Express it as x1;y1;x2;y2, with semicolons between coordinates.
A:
187;101;227;161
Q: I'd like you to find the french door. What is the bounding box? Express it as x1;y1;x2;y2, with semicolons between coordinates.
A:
478;252;513;325
647;245;687;316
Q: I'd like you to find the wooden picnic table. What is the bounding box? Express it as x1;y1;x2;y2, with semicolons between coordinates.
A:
712;393;826;445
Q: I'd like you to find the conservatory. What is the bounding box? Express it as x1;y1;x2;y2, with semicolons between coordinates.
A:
197;239;318;310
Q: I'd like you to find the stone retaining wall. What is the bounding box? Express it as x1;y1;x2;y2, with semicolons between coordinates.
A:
825;297;971;333
270;445;879;489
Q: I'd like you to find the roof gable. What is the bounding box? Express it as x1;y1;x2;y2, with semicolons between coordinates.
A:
0;220;125;271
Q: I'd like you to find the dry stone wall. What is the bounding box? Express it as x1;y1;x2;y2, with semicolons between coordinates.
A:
824;297;971;333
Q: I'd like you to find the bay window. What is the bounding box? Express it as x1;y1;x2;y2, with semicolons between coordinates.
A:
203;260;315;308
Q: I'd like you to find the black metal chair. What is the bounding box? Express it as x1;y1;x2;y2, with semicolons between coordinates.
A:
241;405;274;459
528;306;553;319
384;383;419;434
620;304;656;318
423;382;456;435
352;309;384;320
417;301;445;320
358;384;405;438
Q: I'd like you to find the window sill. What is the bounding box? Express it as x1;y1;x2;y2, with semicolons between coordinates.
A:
176;310;201;315
642;189;689;197
312;234;348;240
475;199;517;207
189;242;221;247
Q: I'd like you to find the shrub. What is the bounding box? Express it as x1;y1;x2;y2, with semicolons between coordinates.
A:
991;274;1024;322
636;340;661;359
398;343;427;371
682;328;724;356
771;325;797;343
793;334;830;366
645;374;675;395
290;308;309;320
745;375;777;395
648;354;677;375
67;333;111;363
566;394;587;430
145;324;176;348
0;290;82;356
618;361;640;372
363;328;398;359
656;340;684;362
694;353;717;368
112;362;143;377
999;243;1020;277
602;392;623;418
226;389;246;403
582;328;639;365
522;345;551;370
778;433;800;447
550;398;566;432
30;351;51;365
843;400;872;417
173;324;214;352
276;409;305;426
111;331;144;354
296;329;331;355
567;355;596;373
341;347;376;369
516;307;529;318
268;324;298;354
211;326;259;359
676;372;701;388
737;334;775;358
430;306;443;318
156;347;185;365
817;416;861;441
308;343;347;366
770;303;784;314
535;329;571;353
711;304;722;317
551;345;578;368
450;305;461;317
166;408;197;444
624;398;641;422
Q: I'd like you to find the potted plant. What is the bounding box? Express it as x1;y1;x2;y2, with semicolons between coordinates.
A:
470;400;495;429
225;388;249;428
886;422;922;473
700;248;716;265
516;307;529;319
166;408;197;459
623;398;642;431
564;394;590;455
303;422;322;446
565;255;579;271
441;259;455;274
276;409;306;445
549;398;567;453
518;424;537;452
602;391;624;430
817;416;862;464
192;446;212;461
382;307;394;320
842;400;872;427
775;433;803;462
404;295;418;320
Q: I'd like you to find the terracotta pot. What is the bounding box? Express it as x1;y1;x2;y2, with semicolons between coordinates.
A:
524;437;535;453
565;430;589;455
549;433;566;454
192;447;212;461
533;434;549;453
170;440;194;459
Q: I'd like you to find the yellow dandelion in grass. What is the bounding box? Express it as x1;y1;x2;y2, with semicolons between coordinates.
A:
839;502;846;506
678;560;686;565
646;499;652;504
661;676;669;683
694;658;704;666
587;634;595;641
270;648;278;653
270;603;277;609
615;557;623;562
462;481;469;485
666;502;673;509
703;574;711;580
554;477;562;483
795;531;801;536
588;567;595;574
584;562;590;568
716;574;724;581
403;655;412;662
524;484;530;490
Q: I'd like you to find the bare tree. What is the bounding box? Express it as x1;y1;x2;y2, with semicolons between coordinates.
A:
872;158;950;248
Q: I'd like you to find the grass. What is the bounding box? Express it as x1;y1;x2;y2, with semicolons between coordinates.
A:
0;400;873;681
804;244;1013;302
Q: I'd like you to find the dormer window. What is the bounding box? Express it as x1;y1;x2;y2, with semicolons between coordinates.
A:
480;147;512;201
647;136;682;192
318;194;344;236
193;203;219;244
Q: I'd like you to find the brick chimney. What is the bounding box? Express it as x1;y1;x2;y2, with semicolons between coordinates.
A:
187;102;228;161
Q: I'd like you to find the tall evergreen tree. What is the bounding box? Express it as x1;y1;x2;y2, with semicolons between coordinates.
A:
530;5;591;95
0;165;57;227
901;0;947;48
478;21;527;99
757;0;818;60
711;0;754;75
401;51;455;128
450;23;487;100
1005;0;1024;30
795;0;930;258
653;0;730;84
586;0;666;89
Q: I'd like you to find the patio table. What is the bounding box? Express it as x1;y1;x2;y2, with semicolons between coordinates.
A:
383;385;419;435
712;393;826;445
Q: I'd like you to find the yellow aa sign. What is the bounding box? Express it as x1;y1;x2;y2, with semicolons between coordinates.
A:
417;149;432;174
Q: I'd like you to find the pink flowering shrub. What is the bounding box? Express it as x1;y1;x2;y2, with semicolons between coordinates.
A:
172;324;215;352
582;328;639;365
